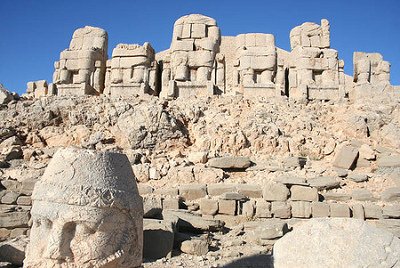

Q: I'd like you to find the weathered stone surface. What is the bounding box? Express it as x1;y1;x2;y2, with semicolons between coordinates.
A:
291;201;311;218
163;210;224;231
24;147;143;268
1;192;20;205
207;184;237;196
208;156;251;169
242;200;255;218
180;239;208;256
348;173;368;183
311;202;330;218
263;183;289;201
290;185;318;202
0;212;30;228
220;192;247;201
352;189;375;201
255;199;272;218
377;155;400;168
364;204;382;219
330;203;350;218
143;219;174;260
383;205;400;219
143;195;163;218
245;220;288;245
271;202;291;219
0;84;14;105
273;218;400;268
381;187;400;202
218;200;236;215
352;204;365;220
322;192;351;202
179;184;207;200
237;184;263;198
332;145;359;169
307;176;341;190
200;198;218;215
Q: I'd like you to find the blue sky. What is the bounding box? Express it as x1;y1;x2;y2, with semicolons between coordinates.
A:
1;0;399;94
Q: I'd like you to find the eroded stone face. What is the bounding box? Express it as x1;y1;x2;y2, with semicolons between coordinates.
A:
24;147;143;268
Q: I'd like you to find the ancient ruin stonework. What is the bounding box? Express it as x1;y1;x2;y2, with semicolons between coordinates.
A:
104;43;158;97
24;147;143;268
52;26;108;96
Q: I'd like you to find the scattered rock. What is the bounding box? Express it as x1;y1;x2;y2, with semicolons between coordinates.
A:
208;156;251;169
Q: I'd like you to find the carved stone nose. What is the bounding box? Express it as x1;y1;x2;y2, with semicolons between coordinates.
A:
43;222;75;260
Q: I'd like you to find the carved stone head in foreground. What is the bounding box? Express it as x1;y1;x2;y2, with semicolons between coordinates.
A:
24;147;143;268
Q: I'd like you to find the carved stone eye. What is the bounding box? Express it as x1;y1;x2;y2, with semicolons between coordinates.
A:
75;222;96;235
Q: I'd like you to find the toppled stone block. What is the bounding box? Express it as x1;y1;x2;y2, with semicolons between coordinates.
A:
16;196;31;206
263;182;289;201
180;239;208;256
0;84;14;105
179;184;207;200
332;145;359;169
381;187;400;202
143;219;175;260
255;199;272;218
330;203;350;218
218;200;236;215
271;202;291;219
290;185;318;202
311;202;330;218
244;220;289;245
200;198;218;216
138;184;154;195
291;201;312;218
208;156;251;169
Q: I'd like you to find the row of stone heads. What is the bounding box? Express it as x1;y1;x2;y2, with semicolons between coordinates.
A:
26;14;395;101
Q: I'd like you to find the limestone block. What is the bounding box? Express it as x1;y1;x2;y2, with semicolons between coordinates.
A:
271;202;291;219
263;182;289;201
162;197;180;210
208;156;251;169
191;23;207;39
377;155;400;168
307;176;340;191
181;239;208;256
188;151;208;164
383;205;400;219
352;204;365;220
16;196;31;206
381;187;400;202
352;189;375;201
24;147;143;268
291;201;312;218
290;185;318;202
237;184;262;198
200;198;218;215
323;192;351;202
311;202;330;218
242;200;255;218
0;212;30;228
0;236;28;266
179;184;207;200
332;145;359;169
1;192;20;205
220;192;247;201
330;203;351;218
207;184;237;196
143;219;174;260
364;204;382;219
218;200;236;215
255;199;272;218
173;40;194;51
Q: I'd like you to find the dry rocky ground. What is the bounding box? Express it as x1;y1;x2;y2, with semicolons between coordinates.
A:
0;90;400;267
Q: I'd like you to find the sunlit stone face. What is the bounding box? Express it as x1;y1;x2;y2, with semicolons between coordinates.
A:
25;201;134;268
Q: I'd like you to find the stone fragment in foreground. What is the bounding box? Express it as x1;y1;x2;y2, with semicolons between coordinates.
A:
208;156;251;169
24;147;143;268
143;219;175;260
273;218;400;268
332;145;359;169
180;239;209;256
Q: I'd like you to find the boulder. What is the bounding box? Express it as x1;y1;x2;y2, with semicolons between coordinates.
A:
208;156;251;169
273;218;400;268
180;239;208;256
143;219;175;260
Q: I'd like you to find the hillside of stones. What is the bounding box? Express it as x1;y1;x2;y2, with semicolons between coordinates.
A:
1;92;400;196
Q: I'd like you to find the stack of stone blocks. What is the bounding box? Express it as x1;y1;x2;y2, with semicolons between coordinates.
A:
104;43;159;97
288;19;346;101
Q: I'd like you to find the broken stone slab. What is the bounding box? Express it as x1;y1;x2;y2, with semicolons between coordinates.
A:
0;85;14;105
273;176;308;186
347;173;368;183
383;205;400;219
162;197;180;210
290;185;318;202
262;182;289;201
332;145;359;169
207;184;237;196
381;187;400;202
307;176;341;190
273;218;400;268
244;220;289;242
255;199;272;218
0;235;28;266
138;184;154;196
180;238;208;256
377;155;400;168
322;192;351;202
242;200;255;218
208;156;251;169
1;192;20;205
163;210;224;232
143;219;175;260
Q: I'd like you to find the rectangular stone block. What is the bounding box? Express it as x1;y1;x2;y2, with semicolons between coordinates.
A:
207;184;237;196
352;204;365;220
154;187;178;197
291;201;311;218
179;184;207;200
162;197;180;210
364;204;382;219
0;212;30;228
330;203;351;218
200;198;218;216
271;202;291;219
242;200;255;218
311;202;330;218
237;184;262;198
290;185;318;202
255;199;272;218
172;40;194;52
263;183;289;201
383;205;400;219
333;145;359;169
191;23;206;39
218;200;236;215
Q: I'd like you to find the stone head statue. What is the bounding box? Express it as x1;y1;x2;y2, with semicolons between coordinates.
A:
24;147;143;268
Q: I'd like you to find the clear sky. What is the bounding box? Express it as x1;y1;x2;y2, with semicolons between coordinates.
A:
1;0;399;94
